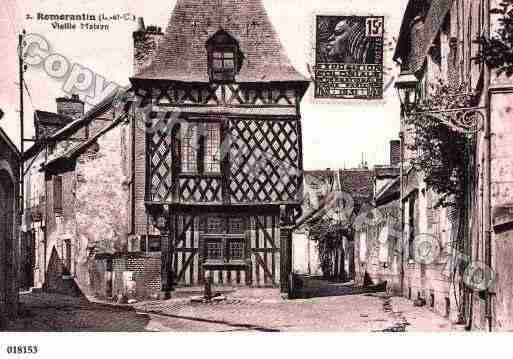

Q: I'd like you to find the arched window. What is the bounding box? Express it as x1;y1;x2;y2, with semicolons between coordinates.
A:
206;29;243;83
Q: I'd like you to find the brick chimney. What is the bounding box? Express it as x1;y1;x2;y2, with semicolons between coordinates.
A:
56;94;84;120
133;17;164;76
390;140;401;167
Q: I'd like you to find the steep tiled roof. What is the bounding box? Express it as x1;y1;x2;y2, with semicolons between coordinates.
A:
44;112;127;171
374;165;400;179
338;169;374;202
304;170;337;191
24;88;127;161
375;177;400;206
48;88;125;141
34;110;74;126
394;0;453;72
134;0;308;83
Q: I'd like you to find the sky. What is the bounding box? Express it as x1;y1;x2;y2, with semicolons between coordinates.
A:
0;0;409;170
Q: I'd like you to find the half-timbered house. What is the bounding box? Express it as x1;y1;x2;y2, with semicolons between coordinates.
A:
130;0;309;295
21;0;309;300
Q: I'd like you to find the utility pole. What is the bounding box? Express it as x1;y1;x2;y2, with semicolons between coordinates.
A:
18;30;25;216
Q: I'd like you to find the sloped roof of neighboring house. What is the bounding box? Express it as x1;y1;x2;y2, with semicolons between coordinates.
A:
304;170;337;190
0;126;20;158
48;88;126;142
23;88;127;161
43;111;128;172
34;110;75;126
338;168;374;201
374;165;400;179
374;176;400;207
393;0;453;72
132;0;309;83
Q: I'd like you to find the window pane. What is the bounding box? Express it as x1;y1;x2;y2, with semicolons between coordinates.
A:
229;240;244;260
210;49;236;82
228;217;244;234
181;125;198;172
53;176;63;213
206;216;224;233
206;240;223;260
223;59;235;69
204;123;221;173
148;235;162;252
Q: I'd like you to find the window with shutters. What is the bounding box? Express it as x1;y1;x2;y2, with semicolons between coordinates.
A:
53;176;63;215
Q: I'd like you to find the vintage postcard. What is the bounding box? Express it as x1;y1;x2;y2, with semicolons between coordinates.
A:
0;0;511;356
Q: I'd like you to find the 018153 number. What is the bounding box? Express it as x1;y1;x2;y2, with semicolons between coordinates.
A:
6;345;38;354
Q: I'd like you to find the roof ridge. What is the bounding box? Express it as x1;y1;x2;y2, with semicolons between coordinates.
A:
134;0;308;83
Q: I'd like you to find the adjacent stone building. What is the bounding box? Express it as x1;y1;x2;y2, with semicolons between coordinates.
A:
0;127;20;328
23;91;132;298
394;0;513;329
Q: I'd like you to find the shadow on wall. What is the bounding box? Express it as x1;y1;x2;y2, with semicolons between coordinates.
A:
44;247;84;298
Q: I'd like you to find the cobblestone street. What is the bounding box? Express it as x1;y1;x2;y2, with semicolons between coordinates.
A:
7;290;458;332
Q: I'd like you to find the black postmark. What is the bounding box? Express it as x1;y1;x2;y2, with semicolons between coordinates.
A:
314;15;384;100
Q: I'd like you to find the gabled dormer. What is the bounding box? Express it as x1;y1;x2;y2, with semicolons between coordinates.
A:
206;29;243;83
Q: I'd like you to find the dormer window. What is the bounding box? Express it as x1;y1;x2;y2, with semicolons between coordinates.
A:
206;29;243;83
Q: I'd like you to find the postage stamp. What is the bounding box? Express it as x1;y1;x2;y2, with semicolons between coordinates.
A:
314;15;385;100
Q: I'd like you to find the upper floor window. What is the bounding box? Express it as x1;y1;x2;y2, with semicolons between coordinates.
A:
179;122;221;174
181;125;198;173
206;29;243;83
204;123;221;172
53;175;63;215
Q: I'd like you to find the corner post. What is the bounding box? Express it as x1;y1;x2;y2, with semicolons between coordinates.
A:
280;205;293;298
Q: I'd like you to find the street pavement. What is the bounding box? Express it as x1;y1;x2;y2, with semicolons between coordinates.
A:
5;289;457;332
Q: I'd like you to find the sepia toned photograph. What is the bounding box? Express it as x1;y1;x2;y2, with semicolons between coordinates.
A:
0;1;512;353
